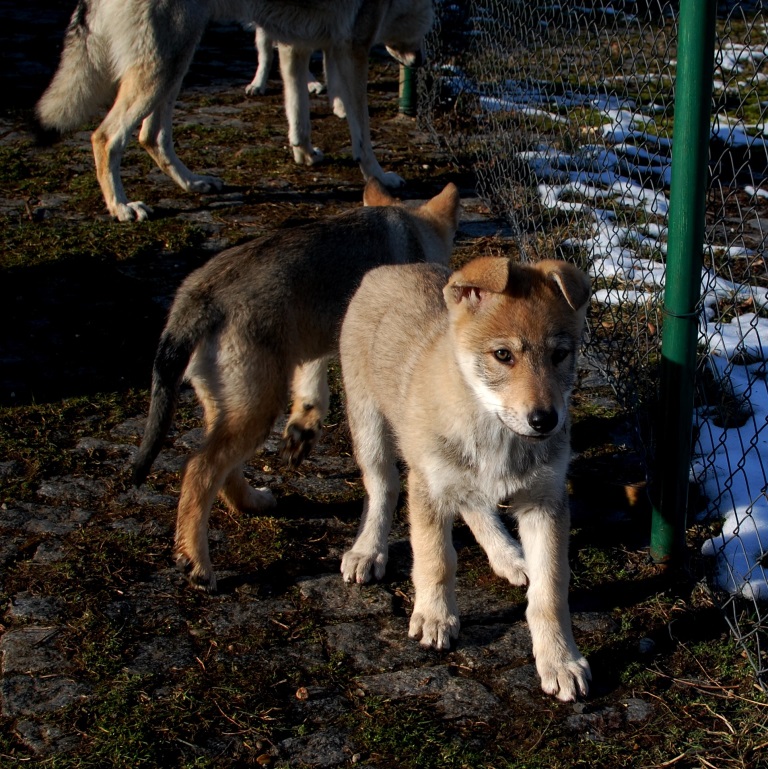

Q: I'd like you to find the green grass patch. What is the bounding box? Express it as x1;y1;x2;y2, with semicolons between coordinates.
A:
348;698;490;769
0;391;147;502
50;668;285;768
1;216;208;270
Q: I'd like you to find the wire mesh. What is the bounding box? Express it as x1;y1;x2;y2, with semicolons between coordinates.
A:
418;0;768;686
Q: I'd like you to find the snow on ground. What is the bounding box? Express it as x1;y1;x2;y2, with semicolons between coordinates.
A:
449;14;768;599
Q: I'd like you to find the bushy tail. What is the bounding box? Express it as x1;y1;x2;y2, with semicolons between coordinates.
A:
131;299;223;487
36;2;114;132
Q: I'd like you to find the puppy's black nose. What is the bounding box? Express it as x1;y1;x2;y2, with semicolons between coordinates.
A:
528;409;558;434
412;48;426;68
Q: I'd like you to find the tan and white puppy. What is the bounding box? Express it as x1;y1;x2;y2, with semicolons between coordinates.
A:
131;180;460;593
340;256;592;702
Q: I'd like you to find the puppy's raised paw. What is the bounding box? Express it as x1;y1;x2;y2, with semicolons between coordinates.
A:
279;425;318;467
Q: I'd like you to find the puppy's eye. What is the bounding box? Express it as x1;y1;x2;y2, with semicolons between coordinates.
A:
552;349;570;365
494;349;514;364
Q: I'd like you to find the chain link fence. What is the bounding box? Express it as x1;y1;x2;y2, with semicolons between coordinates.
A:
418;0;768;686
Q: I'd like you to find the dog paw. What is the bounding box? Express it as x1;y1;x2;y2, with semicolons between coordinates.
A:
175;552;217;594
186;174;224;193
482;537;528;586
245;82;267;96
308;79;326;95
332;97;346;119
492;552;528;586
279;424;318;466
292;145;324;166
537;654;591;702
340;549;387;584
408;611;460;650
113;201;153;222
378;171;405;189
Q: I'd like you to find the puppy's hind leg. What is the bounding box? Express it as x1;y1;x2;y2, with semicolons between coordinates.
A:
280;356;331;466
341;402;400;584
174;434;235;594
175;368;286;593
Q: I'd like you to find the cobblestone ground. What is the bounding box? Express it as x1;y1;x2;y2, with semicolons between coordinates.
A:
0;4;663;765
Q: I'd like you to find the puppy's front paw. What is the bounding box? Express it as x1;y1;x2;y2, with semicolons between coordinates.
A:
341;549;387;584
537;654;591;702
408;610;460;650
279;423;319;466
175;551;217;594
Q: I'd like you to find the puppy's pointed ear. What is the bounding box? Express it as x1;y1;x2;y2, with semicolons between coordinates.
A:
422;183;461;229
363;178;398;207
444;257;509;310
538;260;591;311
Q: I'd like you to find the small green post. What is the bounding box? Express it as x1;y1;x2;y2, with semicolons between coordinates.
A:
399;65;416;116
650;0;717;563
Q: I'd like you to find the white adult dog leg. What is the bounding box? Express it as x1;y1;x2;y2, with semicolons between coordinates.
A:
248;30;324;96
325;47;404;188
278;43;323;166
516;500;591;701
322;53;345;118
245;26;274;95
461;507;528;586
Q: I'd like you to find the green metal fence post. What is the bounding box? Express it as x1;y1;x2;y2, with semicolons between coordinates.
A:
399;65;416;116
650;0;717;563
